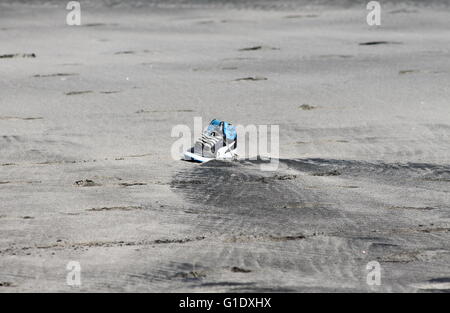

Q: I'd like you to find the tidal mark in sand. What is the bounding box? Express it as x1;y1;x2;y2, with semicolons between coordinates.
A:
100;91;120;94
388;206;436;211
173;271;206;280
311;170;341;176
119;182;147;187
222;57;255;61
399;70;420;75
0;116;42;121
114;49;152;55
423;178;450;182
84;23;118;27
378;251;420;263
231;267;252;273
389;8;418;14
114;51;135;55
120;153;153;158
0;236;207;256
234;76;267;81
285;14;319;19
359;41;401;46
268;234;306;241
74;179;101;187
87;206;144;212
319;54;353;59
225;232;316;244
238;46;279;52
257;174;297;183
33;73;78;78
65;90;93;96
299;104;316;110
222;67;238;70
0;53;35;59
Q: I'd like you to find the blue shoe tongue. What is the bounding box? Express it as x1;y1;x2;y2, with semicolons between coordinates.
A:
205;119;237;140
205;119;222;136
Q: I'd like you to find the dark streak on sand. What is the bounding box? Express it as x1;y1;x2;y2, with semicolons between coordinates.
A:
285;14;319;18
389;206;437;211
173;271;207;280
119;182;147;187
0;53;36;59
238;45;279;51
399;70;420;75
33;73;78;78
0;236;206;255
319;54;353;59
299;104;316;110
231;267;252;273
234;76;268;81
74;179;101;187
87;206;144;212
359;41;402;46
65;91;93;96
100;91;120;94
0;116;43;121
389;8;419;14
311;170;341;176
83;23;118;27
378;251;421;263
115;51;135;55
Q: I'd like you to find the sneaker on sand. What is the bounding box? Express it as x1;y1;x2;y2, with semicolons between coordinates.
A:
184;119;238;163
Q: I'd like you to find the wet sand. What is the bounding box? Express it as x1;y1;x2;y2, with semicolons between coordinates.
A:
1;1;450;292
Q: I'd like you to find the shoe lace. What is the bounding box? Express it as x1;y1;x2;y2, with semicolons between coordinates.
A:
199;133;221;148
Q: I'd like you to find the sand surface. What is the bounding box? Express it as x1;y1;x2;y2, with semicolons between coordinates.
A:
1;0;450;292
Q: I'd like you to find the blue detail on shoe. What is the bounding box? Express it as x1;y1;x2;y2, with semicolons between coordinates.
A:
206;119;237;140
223;122;237;140
206;119;222;134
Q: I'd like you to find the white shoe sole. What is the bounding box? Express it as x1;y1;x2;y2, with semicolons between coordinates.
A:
183;144;237;163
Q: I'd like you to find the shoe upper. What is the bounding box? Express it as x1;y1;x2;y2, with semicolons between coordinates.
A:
194;119;237;158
